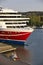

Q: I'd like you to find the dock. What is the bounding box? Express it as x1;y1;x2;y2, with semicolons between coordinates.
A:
0;43;16;53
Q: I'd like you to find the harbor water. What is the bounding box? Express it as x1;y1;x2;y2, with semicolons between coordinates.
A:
25;29;43;65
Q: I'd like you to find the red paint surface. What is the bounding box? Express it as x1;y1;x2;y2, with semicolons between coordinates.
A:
0;31;31;40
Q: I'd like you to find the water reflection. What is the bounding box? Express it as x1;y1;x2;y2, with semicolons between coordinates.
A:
16;46;31;64
3;45;31;64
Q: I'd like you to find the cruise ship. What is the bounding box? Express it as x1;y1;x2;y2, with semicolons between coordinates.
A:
0;7;34;45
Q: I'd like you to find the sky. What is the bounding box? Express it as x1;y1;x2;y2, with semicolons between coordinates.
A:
0;0;43;12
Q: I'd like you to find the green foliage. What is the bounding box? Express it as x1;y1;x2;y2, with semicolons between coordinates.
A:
28;20;43;27
26;12;43;27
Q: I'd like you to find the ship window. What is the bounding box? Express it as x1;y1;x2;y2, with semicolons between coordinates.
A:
18;22;25;24
5;23;13;24
20;26;24;28
0;19;27;21
20;25;28;28
7;26;16;28
17;16;20;18
13;26;15;28
13;23;18;24
5;23;18;24
6;22;26;24
18;23;20;24
7;25;28;28
7;26;13;28
16;26;20;28
0;13;19;14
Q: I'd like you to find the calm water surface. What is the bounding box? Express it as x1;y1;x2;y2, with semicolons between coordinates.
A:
25;29;43;65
